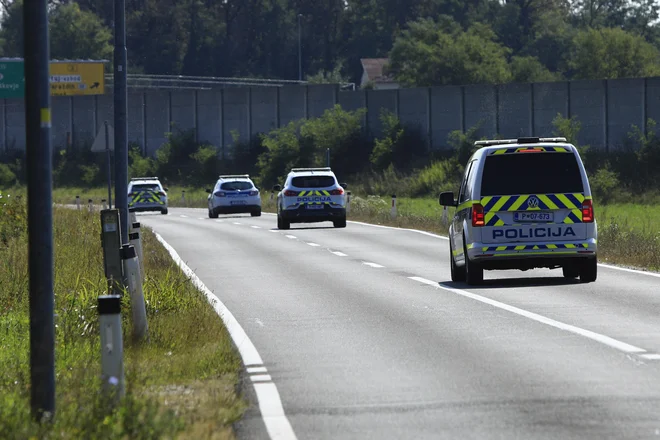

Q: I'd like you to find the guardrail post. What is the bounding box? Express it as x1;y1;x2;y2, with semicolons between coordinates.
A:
129;225;145;279
88;199;93;213
102;199;107;210
390;194;397;220
121;244;148;342
98;294;125;403
181;190;186;205
442;206;448;226
346;191;351;214
270;191;274;201
76;195;80;210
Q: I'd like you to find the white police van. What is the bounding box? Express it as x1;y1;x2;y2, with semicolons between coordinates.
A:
273;167;348;230
128;177;168;215
439;137;597;285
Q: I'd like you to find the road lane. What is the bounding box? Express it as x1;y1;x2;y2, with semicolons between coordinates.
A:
140;209;660;439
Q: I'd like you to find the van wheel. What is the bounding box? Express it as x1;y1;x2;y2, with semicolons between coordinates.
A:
464;240;483;285
209;209;218;219
277;214;290;230
580;257;597;283
333;217;347;228
562;265;579;278
450;242;465;282
161;208;168;215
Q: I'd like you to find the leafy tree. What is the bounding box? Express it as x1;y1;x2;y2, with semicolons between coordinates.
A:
388;17;512;86
568;27;660;79
509;55;562;82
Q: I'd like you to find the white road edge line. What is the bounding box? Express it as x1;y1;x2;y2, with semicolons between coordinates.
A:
252;225;262;229
408;276;647;355
233;222;242;225
363;262;384;268
639;354;660;360
187;210;660;278
153;232;297;440
180;215;188;218
285;235;296;239
251;374;273;382
247;366;268;374
307;243;320;247
331;251;348;257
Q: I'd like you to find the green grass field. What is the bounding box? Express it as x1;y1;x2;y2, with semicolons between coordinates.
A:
0;194;245;439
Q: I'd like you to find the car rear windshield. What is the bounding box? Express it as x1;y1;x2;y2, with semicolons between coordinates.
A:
291;176;336;188
220;181;253;191
480;153;584;196
131;184;160;192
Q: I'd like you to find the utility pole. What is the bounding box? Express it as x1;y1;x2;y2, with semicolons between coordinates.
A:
23;0;55;421
114;0;129;244
298;14;302;82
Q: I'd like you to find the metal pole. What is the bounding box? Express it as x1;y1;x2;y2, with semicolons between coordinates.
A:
24;0;55;421
298;14;302;82
105;120;112;209
114;0;129;244
326;148;330;167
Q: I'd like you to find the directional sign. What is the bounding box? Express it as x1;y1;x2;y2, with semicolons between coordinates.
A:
0;60;25;98
50;62;105;96
91;123;114;152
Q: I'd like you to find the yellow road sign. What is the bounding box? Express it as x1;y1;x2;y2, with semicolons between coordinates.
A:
50;62;105;96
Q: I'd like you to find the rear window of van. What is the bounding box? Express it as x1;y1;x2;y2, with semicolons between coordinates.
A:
480;153;584;196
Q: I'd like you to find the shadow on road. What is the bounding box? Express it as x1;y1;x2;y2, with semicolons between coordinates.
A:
440;276;580;290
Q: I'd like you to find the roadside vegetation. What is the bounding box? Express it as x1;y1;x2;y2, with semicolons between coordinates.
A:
0;190;245;438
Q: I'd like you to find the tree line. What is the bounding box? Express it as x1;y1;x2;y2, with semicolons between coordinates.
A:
1;0;660;87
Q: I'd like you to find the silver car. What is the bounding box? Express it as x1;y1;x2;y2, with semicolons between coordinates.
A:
273;167;347;229
439;137;597;285
207;175;262;218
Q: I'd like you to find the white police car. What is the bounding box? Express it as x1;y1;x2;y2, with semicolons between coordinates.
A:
128;177;168;215
439;137;597;285
207;174;262;218
273;167;347;229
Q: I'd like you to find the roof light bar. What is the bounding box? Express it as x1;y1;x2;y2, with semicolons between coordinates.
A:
474;137;567;147
290;167;331;172
219;174;250;179
131;176;159;180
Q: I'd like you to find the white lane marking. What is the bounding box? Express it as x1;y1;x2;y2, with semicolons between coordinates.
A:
598;263;660;279
285;235;297;239
233;222;242;225
409;276;647;355
180;215;188;218
248;366;268;374
639;354;660;360
269;230;278;233
331;251;348;257
198;217;205;220
363;262;384;268
252;225;262;229
153;232;297;440
307;242;320;247
251;374;273;382
216;219;224;223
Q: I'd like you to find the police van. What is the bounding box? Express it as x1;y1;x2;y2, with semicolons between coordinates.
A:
439;137;597;285
128;177;168;215
273;167;348;230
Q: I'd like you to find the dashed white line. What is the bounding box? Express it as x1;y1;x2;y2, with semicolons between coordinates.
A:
216;219;224;222
408;276;647;355
363;262;384;268
233;222;242;225
307;242;320;247
180;215;188;218
247;366;268;374
285;235;297;239
331;251;348;257
269;230;278;233
153;232;297;440
251;374;273;382
639;354;660;360
252;225;261;229
198;217;204;220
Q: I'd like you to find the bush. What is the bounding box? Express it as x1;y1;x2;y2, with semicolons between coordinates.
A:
128;144;156;178
628;119;660;189
552;113;589;157
447;124;481;164
409;158;463;197
589;166;621;204
371;110;427;173
257;121;305;188
0;163;16;187
0;190;26;245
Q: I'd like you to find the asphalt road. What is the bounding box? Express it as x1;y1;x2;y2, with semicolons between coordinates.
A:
140;208;660;440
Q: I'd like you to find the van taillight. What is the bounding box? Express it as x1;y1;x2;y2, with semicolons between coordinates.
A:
214;191;226;197
582;199;594;223
472;203;485;227
330;188;344;195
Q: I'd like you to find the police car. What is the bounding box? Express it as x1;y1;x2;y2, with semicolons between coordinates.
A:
128;177;168;215
439;137;597;285
207;174;262;218
273;167;347;229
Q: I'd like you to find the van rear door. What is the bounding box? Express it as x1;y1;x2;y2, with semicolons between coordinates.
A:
479;147;588;244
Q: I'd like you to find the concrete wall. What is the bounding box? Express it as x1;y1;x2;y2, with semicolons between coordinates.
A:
3;78;660;155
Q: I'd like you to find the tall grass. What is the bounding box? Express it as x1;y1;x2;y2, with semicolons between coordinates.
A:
0;191;245;438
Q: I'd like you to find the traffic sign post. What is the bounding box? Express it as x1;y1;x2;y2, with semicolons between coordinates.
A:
91;121;115;210
0;59;25;98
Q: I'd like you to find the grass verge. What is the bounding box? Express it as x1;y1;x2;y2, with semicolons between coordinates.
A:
0;192;245;439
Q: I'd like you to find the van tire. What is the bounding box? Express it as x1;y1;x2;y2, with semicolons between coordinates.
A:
464;240;483;285
277;214;290;230
450;242;465;282
562;265;579;278
580;257;597;283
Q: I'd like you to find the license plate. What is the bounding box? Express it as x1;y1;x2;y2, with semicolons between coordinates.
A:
230;201;246;205
514;212;553;222
306;204;324;210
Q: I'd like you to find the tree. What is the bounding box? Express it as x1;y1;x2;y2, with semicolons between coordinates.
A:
568;27;660;79
388;17;512;87
509;56;562;82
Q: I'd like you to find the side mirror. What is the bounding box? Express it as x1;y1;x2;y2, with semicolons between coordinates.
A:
273;184;282;192
340;182;348;189
163;187;169;192
205;188;212;194
439;191;457;207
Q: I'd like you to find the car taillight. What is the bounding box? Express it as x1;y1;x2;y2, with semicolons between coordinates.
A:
472;203;485;227
283;190;299;196
249;190;259;196
582;199;594;223
128;192;135;197
330;188;344;195
214;191;226;197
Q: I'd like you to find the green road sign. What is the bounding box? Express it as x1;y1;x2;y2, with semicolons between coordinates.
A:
0;59;24;98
